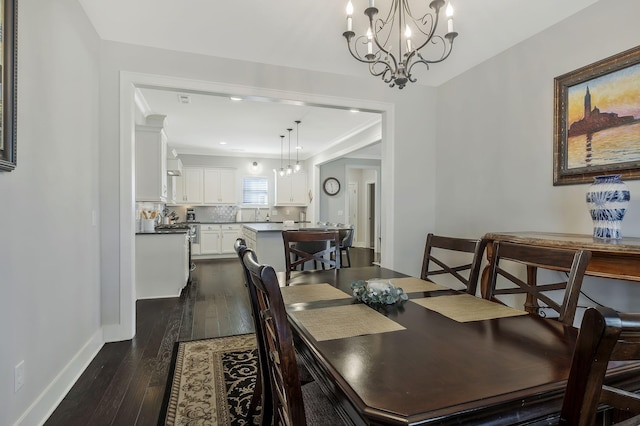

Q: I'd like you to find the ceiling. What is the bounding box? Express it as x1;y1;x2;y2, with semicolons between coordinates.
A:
136;88;382;159
81;0;599;159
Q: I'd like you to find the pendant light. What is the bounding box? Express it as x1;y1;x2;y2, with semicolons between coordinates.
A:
295;120;302;172
279;135;285;176
286;128;293;175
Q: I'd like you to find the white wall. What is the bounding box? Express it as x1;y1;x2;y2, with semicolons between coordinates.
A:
0;1;102;424
436;0;640;318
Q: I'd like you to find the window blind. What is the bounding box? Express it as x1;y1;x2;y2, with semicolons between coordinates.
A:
242;176;268;205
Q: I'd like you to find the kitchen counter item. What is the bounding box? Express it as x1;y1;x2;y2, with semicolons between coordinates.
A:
142;219;155;233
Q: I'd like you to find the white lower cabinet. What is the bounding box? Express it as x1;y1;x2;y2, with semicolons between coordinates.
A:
198;224;241;255
200;225;221;254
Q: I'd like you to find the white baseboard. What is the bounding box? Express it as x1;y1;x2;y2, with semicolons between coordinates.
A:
14;329;104;426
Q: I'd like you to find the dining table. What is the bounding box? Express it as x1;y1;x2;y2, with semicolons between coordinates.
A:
279;266;640;425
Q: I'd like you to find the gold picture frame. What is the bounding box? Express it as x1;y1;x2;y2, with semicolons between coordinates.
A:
553;45;640;185
0;0;17;172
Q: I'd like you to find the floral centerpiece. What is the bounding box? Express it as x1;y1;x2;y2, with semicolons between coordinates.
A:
351;279;408;305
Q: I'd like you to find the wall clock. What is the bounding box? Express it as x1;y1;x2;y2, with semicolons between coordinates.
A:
323;177;341;196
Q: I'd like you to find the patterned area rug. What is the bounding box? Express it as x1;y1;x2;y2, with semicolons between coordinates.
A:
162;334;259;426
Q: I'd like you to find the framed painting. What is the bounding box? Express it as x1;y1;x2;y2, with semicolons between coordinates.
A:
0;0;17;172
553;45;640;185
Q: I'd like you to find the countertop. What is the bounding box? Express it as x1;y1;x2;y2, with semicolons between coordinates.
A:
242;223;339;232
136;229;189;235
182;221;309;225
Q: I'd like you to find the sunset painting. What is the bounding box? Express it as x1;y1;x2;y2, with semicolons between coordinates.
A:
566;63;640;170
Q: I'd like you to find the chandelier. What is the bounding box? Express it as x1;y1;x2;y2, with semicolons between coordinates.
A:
343;0;458;89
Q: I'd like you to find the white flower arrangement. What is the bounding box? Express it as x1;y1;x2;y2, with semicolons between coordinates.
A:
351;279;408;305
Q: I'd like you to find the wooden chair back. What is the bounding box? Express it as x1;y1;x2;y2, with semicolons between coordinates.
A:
233;238;272;426
282;230;340;281
241;247;306;426
560;306;640;425
421;233;486;294
482;241;591;325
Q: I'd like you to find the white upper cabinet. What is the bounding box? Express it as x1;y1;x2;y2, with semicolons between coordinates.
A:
135;114;168;202
173;167;236;205
274;171;307;206
204;168;237;204
174;167;204;205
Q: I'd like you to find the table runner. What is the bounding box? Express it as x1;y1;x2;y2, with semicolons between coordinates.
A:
389;277;448;293
280;283;351;304
290;304;406;341
411;294;527;322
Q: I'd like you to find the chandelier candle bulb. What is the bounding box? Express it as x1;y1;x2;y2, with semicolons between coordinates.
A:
369;0;374;8
346;1;353;31
446;2;454;32
405;25;412;51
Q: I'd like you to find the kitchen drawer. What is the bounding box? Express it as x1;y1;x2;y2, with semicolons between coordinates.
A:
201;224;219;232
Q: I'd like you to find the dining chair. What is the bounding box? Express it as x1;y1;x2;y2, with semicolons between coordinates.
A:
560;306;640;425
241;247;345;425
420;233;486;294
337;225;355;268
234;238;272;426
482;241;592;326
282;230;341;281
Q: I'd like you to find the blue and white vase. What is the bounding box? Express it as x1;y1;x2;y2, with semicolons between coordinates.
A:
586;174;630;239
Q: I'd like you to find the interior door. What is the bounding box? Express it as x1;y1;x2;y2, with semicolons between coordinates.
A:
348;182;358;242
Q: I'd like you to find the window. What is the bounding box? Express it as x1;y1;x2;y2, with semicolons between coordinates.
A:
242;176;268;205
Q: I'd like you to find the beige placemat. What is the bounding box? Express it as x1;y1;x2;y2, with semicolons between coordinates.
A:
389;277;448;293
280;283;351;304
411;294;528;322
290;304;406;341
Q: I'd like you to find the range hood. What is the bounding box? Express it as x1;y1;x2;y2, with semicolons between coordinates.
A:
167;158;183;176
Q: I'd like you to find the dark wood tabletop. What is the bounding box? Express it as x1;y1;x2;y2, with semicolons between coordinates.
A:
283;266;640;425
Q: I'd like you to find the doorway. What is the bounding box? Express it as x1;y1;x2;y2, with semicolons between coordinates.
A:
368;182;376;249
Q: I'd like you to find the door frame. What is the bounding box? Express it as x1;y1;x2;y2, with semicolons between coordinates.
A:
116;71;396;341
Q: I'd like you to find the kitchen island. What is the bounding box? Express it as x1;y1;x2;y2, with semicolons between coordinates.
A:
242;222;336;272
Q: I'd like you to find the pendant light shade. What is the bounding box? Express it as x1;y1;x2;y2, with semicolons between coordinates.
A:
279;135;285;177
295;120;302;172
286;128;293;175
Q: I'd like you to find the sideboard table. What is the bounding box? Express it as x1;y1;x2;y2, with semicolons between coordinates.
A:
480;232;640;299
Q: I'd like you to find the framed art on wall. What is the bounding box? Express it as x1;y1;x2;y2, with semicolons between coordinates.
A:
553;45;640;185
0;0;17;172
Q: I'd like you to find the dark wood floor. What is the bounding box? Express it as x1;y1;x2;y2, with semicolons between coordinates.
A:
46;247;375;426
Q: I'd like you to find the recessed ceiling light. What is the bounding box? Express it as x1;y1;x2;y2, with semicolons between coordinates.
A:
219;141;228;145
178;94;191;104
350;108;360;113
296;146;303;150
229;96;243;101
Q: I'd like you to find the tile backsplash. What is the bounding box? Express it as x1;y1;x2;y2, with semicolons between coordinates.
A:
162;205;307;223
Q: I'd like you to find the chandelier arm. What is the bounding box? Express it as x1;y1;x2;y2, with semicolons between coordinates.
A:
344;35;379;64
415;35;456;64
371;17;395;64
369;59;395;78
406;57;430;78
412;13;436;40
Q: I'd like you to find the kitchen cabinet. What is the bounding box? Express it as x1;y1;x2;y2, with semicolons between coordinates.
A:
274;171;307;206
200;224;221;254
174;167;204;204
135;114;167;202
135;232;189;298
173;167;236;205
199;224;241;255
204;168;237;204
167;175;177;204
